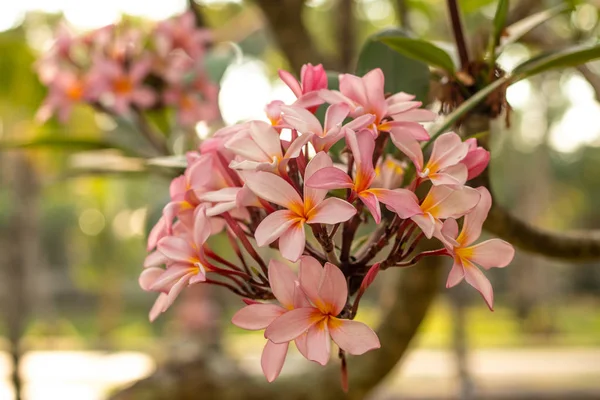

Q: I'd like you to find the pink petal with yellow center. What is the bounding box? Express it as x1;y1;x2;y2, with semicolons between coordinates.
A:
232;303;287;330
265;307;324;343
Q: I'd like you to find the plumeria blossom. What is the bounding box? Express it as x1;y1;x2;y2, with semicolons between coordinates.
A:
232;260;310;382
307;130;420;223
154;11;212;59
245;153;356;261
440;188;515;310
119;60;515;387
384;185;481;239
319;68;436;141
90;57;156;114
279;63;327;112
225;121;313;173
36;71;91;123
281;104;375;152
265;257;380;365
37;12;218;127
393;132;470;186
139;207;212;321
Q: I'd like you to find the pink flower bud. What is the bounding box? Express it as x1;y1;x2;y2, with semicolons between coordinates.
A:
462;138;490;180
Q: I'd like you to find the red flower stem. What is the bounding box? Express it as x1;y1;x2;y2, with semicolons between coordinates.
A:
204;248;243;272
391;248;449;268
223;212;268;275
225;229;252;276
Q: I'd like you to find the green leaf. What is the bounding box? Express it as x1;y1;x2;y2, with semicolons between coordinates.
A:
513;44;600;79
357;29;431;102
497;4;570;53
491;0;510;49
378;35;456;74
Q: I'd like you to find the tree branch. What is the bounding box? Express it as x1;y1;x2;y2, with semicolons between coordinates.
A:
337;0;355;72
254;0;330;72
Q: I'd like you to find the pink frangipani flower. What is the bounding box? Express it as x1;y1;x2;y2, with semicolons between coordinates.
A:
139;207;212;321
279;63;327;112
232;260;310;382
89;57;156;114
265;256;380;365
392;132;470;186
319;68;435;141
440;187;515;310
36;70;90;123
225;121;312;173
245;153;357;261
307;130;418;223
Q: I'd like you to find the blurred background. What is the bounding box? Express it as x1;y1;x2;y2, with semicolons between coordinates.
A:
0;0;599;399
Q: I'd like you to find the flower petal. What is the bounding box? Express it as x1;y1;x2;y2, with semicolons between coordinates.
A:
457;186;491;246
324;103;350;133
149;293;169;322
468;239;515;269
389;129;424;170
244;171;303;209
299;256;324;307
279;69;302;98
192;206;211;248
411;213;437;239
157;236;195;263
328;318;381;355
427;132;469;172
306;319;331;366
360;191;381;224
265;307;323;343
424;185;480;220
281;105;323;135
463;259;494;310
294;333;309;359
386;121;430;141
148;264;193;292
232;303;287;330
304;151;334;206
318;263;348;316
139;267;164;291
261;340;289;382
278;221;306;262
371;188;421;219
144;251;168;268
255;210;298;247
306;197;356;225
446;258;465;288
305;166;354;190
269;260;299;308
429;164;468;186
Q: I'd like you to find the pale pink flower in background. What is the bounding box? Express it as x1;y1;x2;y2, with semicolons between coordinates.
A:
373;155;406;189
461;138;490;180
36;70;90;123
307;131;419;223
389;185;481;238
245;153;356;261
392;132;470;186
155;11;212;59
89;57;156;114
225;121;312;173
279;63;327;112
232;260;311;382
265;257;380;365
139;207;212;321
281;104;375;152
163;82;220;127
440;187;515;310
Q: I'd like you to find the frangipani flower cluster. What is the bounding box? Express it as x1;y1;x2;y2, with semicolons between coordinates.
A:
140;64;514;386
36;12;219;127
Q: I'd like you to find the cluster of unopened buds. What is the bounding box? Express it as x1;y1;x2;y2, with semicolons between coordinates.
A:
140;64;515;385
36;12;219;126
